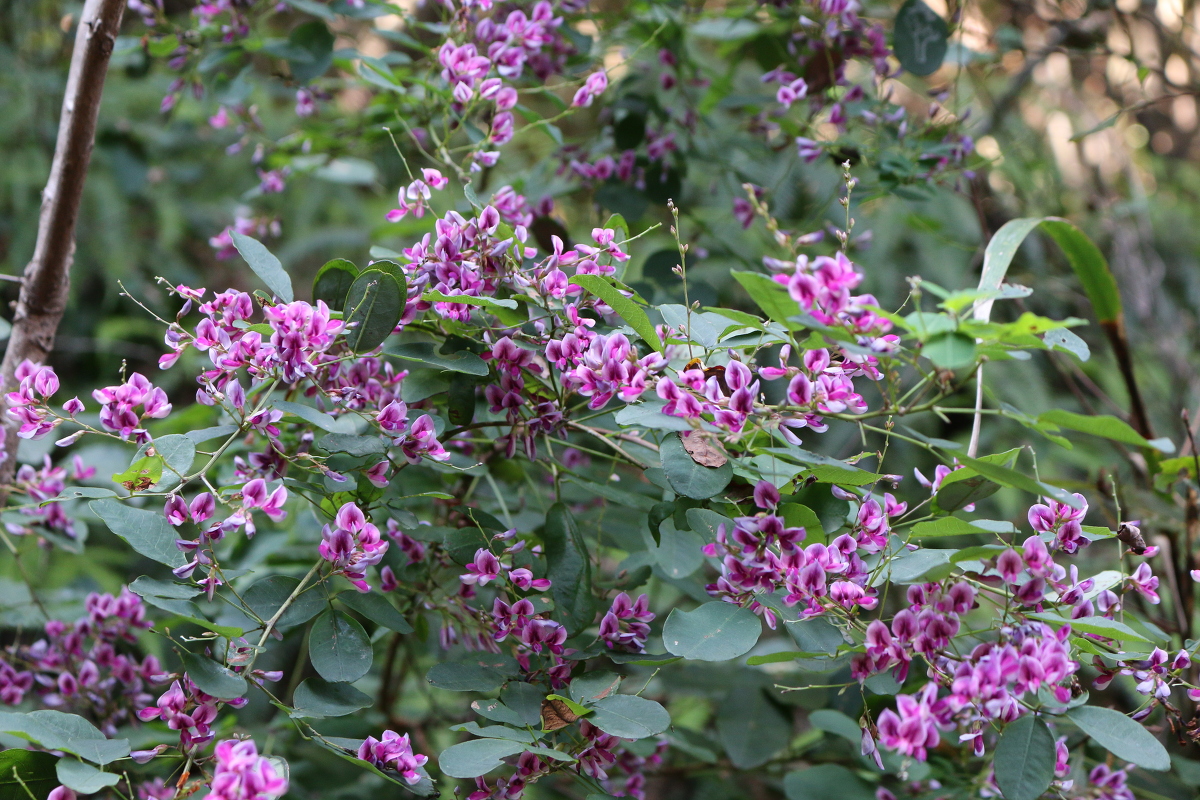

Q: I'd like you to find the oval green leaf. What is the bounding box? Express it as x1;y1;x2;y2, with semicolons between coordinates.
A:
588;695;671;740
994;715;1056;800
662;602;761;661
660;434;732;500
313;258;359;311
230;232;294;303
1067;705;1170;771
344;269;404;352
309;611;373;683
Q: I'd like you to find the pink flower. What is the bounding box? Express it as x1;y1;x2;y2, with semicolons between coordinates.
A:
204;739;288;800
876;684;942;761
357;730;428;784
461;548;502;586
572;70;608;107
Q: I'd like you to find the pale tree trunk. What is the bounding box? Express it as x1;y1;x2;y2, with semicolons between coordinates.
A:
0;0;126;486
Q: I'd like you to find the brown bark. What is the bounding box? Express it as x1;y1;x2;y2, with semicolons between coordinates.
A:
0;0;126;484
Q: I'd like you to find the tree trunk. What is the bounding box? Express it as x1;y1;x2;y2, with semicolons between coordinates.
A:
0;0;126;485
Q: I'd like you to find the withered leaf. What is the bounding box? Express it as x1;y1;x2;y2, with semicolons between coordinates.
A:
540;697;579;731
680;432;728;468
1116;522;1147;554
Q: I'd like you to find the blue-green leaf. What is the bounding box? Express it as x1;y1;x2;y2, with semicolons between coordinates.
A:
663;603;760;661
230;232;294;302
309;611;373;683
994;715;1056;800
1067;706;1170;770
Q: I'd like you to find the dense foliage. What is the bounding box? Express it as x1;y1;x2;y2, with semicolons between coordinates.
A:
3;2;1200;800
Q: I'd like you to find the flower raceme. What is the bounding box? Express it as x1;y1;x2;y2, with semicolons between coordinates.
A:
358;730;428;784
320;502;390;592
204;738;288;800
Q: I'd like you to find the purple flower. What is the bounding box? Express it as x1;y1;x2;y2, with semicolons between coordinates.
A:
357;730;428;784
507;568;551;591
571;70;608;107
319;503;389;592
461;549;503;586
203;738;288;800
1128;562;1160;604
598;592;655;652
876;684;942;761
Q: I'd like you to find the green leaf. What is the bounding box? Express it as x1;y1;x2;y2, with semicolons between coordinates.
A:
501;682;545;726
894;0;948;76
423;290;518;312
426;656;516;693
1040;219;1121;324
56;760;120;794
651;521;705;579
336;591;413;633
1038;409;1173;453
345;269;405;352
180;651;248;700
447;373;477;427
660;434;733;500
0;750;58;800
273;400;357;434
543;503;595;636
129;576;200;600
471;699;527;726
0;711;129;765
717;684;790;768
994;715;1056;800
317;433;386;457
291;677;373;718
974;217;1122;327
314;737;435;795
388;342;490;375
244;576;326;630
784;765;875;800
111;455;162;491
614;400;698;432
230;232;294;302
787;616;844;655
153;434;196;482
923;332;977;369
569;672;622;705
568;274;663;352
563;477;657;512
89;500;186;568
883;548;956;584
451;722;537;742
1044;328;1090;361
184;424;239;445
685;508;734;543
911;517;993;538
1027;612;1149;643
731;271;802;329
1067;705;1170;770
690;17;761;40
313;258;359;311
287;19;334;83
141;594;243;637
50;486;117;501
310;611;373;683
952;454;1084;510
588;695;671;740
808;709;862;744
438;739;526;779
663;602;761;661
